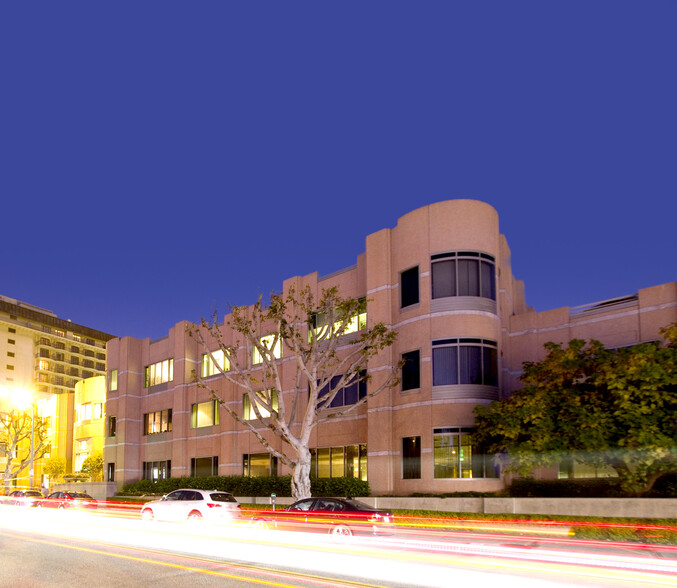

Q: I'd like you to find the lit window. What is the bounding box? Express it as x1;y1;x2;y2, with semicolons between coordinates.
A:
109;369;118;391
191;400;219;428
143;460;171;482
76;403;92;421
433;427;497;479
311;298;367;341
201;350;229;377
93;403;103;419
243;453;278;477
310;445;367;480
38;360;49;370
243;389;279;420
144;409;172;434
252;334;282;364
144;359;174;387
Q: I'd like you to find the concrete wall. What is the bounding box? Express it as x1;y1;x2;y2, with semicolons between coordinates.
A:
53;482;117;501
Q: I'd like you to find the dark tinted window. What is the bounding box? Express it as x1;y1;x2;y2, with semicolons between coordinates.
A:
401;350;420;391
402;436;421;479
400;266;419;308
209;493;237;503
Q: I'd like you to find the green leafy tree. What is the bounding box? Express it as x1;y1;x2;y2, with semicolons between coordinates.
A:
188;286;399;499
473;324;677;495
80;453;104;482
0;406;49;493
43;455;67;483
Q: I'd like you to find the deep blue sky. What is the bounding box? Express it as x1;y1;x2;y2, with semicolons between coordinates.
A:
2;2;675;341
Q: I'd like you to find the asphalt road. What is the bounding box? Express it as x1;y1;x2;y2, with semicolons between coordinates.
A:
0;507;675;588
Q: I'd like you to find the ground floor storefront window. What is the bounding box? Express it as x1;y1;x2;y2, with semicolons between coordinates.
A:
310;444;367;480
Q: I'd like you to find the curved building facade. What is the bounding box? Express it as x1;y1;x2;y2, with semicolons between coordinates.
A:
103;200;676;494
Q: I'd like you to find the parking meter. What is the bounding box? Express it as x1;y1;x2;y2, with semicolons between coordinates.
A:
271;493;276;511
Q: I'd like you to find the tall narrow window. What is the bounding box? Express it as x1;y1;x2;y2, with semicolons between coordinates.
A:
400;266;419;308
107;416;117;437
402;436;421;479
107;462;115;482
401;350;420;391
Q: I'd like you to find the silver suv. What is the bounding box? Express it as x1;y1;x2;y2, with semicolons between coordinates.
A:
140;489;240;522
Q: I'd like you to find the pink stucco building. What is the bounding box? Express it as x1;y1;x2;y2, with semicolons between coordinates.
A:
103;200;676;494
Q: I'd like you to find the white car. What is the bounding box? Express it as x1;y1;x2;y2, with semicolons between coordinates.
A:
140;488;241;522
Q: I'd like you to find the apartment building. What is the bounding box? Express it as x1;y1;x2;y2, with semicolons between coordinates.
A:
0;296;115;488
103;200;677;494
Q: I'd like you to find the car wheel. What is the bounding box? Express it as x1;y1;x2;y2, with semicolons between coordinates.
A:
141;509;154;522
58;504;65;510
187;510;203;522
330;525;352;537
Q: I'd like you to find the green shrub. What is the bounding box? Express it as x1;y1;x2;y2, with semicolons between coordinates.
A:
118;476;368;498
508;478;625;498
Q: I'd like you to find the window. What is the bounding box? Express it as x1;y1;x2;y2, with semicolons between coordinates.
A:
310;444;367;480
252;334;282;365
144;359;173;387
311;298;367;340
107;416;117;437
432;338;498;386
76;403;91;421
8;328;15;333
431;252;496;300
144;409;172;434
201;350;229;378
6;365;14;371
191;456;218;477
402;436;421;479
143;460;171;482
109;369;118;391
433;427;497;479
107;463;115;482
71;345;79;353
243;453;278;477
7;352;14;358
191;400;219;428
8;339;15;345
401;350;420;391
400;266;419;308
93;403;103;419
318;372;366;409
243;390;279;420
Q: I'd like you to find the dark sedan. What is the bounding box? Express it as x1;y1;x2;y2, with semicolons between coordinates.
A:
252;497;394;536
3;490;44;507
39;491;97;510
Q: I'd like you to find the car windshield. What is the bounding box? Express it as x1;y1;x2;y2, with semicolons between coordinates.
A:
26;491;42;497
208;493;237;503
70;493;93;499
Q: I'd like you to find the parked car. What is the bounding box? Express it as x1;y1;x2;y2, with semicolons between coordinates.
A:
3;490;44;507
251;497;395;536
39;491;97;510
140;489;241;523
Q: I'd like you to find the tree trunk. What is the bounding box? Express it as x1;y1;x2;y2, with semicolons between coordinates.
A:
291;449;312;499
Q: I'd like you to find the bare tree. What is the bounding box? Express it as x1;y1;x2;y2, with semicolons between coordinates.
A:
0;406;49;493
187;285;399;499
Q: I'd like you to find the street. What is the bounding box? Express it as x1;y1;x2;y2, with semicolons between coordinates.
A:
0;507;675;587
